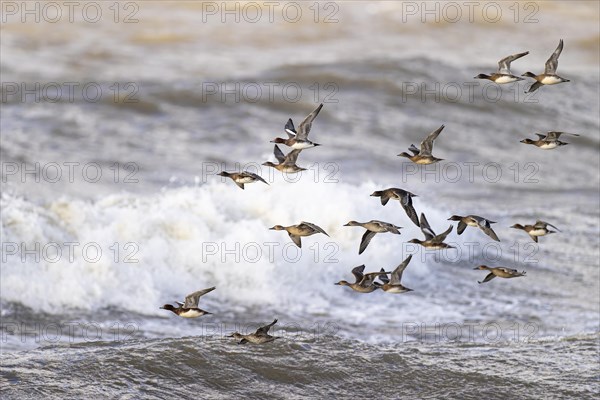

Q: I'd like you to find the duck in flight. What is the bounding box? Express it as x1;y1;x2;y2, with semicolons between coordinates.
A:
398;125;445;164
218;171;268;190
269;221;329;248
377;255;414;294
511;220;560;243
474;266;526;284
343;220;402;255
262;145;305;173
448;215;500;241
409;213;454;249
522;39;570;93
228;319;280;344
160;287;215;318
335;265;390;293
474;51;529;83
520;131;580;149
370;188;420;227
271;103;323;149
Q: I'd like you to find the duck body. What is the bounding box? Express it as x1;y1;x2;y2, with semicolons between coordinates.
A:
448;215;500;241
335;265;390;293
270;221;329;248
474;265;526;284
228;319;280;344
344;220;402;254
218;171;268;189
474;51;529;84
511;220;560;243
160;287;216;318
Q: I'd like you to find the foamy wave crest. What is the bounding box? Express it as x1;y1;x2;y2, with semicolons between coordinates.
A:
0;180;466;324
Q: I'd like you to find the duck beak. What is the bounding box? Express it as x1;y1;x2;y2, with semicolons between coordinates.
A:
313;143;321;147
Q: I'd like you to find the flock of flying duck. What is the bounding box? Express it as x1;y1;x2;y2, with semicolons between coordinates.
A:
161;40;574;344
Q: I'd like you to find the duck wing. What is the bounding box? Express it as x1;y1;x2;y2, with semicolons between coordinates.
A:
183;287;216;308
419;213;436;240
285;118;297;137
544;39;563;75
295;103;323;141
299;221;329;236
419;125;445;156
256;319;278;335
359;230;377;255
351;265;366;283
498;51;529;74
390;255;412;285
432;225;453;243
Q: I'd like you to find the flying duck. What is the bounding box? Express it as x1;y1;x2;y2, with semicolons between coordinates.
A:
511;220;560;243
262;145;305;173
271;103;324;149
448;215;500;241
269;221;329;248
520;131;580;149
398;125;445;164
522;39;570;92
474;265;526;284
474;51;529;83
335;265;390;293
370;188;420;227
228;319;280;344
160;287;215;318
218;171;268;190
378;255;414;293
343;220;402;255
408;213;454;249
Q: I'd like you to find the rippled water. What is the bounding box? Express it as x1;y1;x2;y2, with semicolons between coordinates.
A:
1;1;599;398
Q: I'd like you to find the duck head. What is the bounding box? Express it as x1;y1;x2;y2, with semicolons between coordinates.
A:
473;265;490;270
521;72;537;78
474;73;492;80
343;221;360;227
269;225;286;231
448;215;464;221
